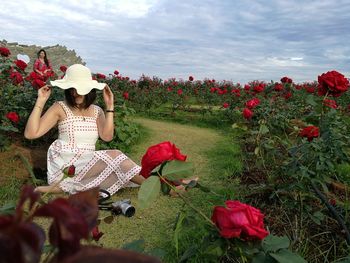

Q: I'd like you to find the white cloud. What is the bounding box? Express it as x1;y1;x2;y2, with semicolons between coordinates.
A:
0;0;349;83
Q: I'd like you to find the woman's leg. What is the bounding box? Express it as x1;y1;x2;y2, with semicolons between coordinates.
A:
34;185;63;193
130;174;146;185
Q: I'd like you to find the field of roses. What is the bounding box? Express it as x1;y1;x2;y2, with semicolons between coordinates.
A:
1;45;350;262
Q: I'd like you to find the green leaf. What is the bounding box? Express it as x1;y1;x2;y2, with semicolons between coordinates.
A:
254;147;260;155
305;95;317;106
0;202;16;215
122;239;145;253
161;182;171;194
137;176;161;209
269;249;307;263
251;252;269;263
179;245;197;262
259;124;269;135
162;160;194;181
262;235;290;252
173;211;186;257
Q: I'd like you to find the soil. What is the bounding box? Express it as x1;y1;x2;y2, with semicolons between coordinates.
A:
0;143;48;185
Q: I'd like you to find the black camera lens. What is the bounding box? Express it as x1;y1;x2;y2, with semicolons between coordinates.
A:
124;206;135;217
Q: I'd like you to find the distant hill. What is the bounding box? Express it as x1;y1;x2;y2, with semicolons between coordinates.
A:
0;39;85;73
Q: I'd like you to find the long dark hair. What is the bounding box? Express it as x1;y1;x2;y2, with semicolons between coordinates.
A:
37;49;50;67
64;88;96;109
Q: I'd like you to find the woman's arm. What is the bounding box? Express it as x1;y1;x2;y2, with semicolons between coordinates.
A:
24;86;60;139
97;85;114;142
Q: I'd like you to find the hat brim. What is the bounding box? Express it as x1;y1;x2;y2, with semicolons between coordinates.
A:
50;79;105;95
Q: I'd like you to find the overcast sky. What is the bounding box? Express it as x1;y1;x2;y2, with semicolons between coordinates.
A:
1;0;349;83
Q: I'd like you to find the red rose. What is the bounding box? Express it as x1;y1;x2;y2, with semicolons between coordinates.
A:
9;71;24;85
244;84;250;91
211;200;268;240
245;98;260;109
114;70;119;75
189;76;194;81
140;141;187;178
91;226;104;241
223;102;229;108
323;98;337;109
318;70;349;96
284;92;292;100
97;73;106;79
31;79;46;90
15;60;27;71
242;108;253;119
0;47;11;57
60;65;67;73
6;112;20;123
123;91;129;100
210;87;217;93
280;76;292;83
167;87;172;92
177;89;183;95
274;83;283;91
299;126;319;141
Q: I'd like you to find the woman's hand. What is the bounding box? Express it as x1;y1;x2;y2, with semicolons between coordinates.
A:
103;84;114;110
37;85;52;102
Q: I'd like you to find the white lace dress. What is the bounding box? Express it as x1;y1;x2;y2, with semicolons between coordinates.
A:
47;101;141;195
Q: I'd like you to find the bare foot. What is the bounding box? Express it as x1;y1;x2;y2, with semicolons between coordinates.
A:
180;176;199;185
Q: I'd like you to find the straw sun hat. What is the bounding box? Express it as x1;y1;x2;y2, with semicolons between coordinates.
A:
50;64;105;95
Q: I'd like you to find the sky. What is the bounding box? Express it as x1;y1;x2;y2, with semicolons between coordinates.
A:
1;0;349;83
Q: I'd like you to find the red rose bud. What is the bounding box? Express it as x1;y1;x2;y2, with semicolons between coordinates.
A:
63;165;76;177
329;199;336;206
91;226;104;241
189;75;194;81
223;102;229;108
6;112;20;123
114;70;119;75
123;91;129;100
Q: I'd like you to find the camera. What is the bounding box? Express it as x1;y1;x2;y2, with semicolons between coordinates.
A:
111;199;135;217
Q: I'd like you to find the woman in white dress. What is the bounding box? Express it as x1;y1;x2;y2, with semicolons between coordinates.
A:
24;64;145;194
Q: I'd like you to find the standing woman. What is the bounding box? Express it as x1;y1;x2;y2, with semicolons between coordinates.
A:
33;49;53;81
24;64;145;194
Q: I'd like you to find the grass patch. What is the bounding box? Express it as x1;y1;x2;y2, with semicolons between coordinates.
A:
0;176;23;206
